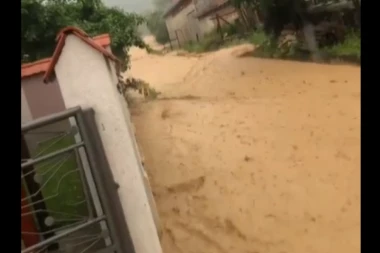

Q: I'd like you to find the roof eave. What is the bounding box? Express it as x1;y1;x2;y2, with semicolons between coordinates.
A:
43;28;119;83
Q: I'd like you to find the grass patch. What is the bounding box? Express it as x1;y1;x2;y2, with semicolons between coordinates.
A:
183;31;224;53
248;29;360;64
33;133;88;226
249;31;307;60
183;34;248;53
249;29;268;46
176;22;360;65
183;23;249;53
322;31;361;62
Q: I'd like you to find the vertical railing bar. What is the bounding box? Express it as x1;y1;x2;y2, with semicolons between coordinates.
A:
69;116;112;247
74;110;122;252
74;146;94;218
81;109;136;253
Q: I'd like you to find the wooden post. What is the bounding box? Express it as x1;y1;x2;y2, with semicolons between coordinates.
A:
352;0;360;28
253;8;262;29
175;30;181;48
219;15;232;26
216;14;223;40
169;37;173;50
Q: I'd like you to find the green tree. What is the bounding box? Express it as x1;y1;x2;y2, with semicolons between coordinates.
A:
144;0;171;45
21;0;146;69
232;0;322;60
145;10;170;44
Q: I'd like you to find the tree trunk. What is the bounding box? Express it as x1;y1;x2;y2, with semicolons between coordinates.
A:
237;7;250;30
252;8;263;29
352;0;361;28
302;20;322;62
292;0;322;61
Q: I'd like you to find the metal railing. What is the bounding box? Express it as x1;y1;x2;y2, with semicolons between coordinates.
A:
21;107;134;253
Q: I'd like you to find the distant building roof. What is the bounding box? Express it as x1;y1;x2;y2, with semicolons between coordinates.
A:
21;32;112;79
43;27;119;83
197;0;231;19
163;0;189;18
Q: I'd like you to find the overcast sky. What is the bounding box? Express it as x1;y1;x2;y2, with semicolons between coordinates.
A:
103;0;153;13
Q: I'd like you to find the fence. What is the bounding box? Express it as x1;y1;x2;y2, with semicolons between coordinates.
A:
21;107;134;253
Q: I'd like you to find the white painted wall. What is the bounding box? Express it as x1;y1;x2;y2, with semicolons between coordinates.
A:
105;53;162;238
53;35;162;253
21;87;33;124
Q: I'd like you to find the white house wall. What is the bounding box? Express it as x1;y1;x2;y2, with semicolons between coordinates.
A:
106;54;162;238
53;35;162;253
21;76;71;155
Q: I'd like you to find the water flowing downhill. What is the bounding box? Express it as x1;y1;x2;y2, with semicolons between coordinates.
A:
127;36;360;253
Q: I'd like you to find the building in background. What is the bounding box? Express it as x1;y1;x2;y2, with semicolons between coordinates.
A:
163;0;239;47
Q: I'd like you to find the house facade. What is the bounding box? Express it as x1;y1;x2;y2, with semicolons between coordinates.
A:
21;58;64;124
22;28;162;253
21;34;112;124
43;27;162;253
164;0;239;47
21;34;113;153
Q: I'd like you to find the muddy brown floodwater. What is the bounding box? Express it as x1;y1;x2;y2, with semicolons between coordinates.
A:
127;36;360;253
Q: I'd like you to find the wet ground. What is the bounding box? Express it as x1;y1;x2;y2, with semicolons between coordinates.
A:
127;37;360;253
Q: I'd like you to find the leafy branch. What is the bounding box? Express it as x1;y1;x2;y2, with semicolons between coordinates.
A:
21;0;147;70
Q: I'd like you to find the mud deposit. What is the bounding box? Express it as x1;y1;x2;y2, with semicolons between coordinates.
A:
128;37;360;253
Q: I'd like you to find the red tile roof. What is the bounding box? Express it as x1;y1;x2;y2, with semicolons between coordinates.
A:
21;58;51;79
44;27;119;83
93;34;111;48
21;31;113;79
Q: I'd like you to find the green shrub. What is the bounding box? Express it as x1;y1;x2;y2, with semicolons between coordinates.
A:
251;28;361;64
323;31;361;60
183;31;224;53
220;22;240;37
145;11;170;45
249;29;269;45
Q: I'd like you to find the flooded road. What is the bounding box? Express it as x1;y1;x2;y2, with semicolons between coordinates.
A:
128;37;360;253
